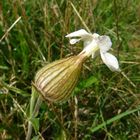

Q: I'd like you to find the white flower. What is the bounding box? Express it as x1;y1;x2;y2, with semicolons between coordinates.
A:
66;29;120;72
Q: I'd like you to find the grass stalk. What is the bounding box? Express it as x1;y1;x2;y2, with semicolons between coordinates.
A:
70;2;90;33
0;17;21;42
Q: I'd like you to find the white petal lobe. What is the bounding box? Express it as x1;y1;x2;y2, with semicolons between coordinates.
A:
69;39;81;44
65;29;91;37
92;33;100;38
100;52;120;72
98;36;112;53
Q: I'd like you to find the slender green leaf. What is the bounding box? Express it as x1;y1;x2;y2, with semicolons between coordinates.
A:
89;106;140;133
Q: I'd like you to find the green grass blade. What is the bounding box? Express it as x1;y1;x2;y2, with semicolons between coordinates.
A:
89;106;140;133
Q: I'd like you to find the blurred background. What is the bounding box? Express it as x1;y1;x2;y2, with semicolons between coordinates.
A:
0;0;140;139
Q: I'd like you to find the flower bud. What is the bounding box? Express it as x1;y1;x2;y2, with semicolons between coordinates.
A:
34;52;87;102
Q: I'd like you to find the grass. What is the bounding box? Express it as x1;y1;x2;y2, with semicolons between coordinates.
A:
0;0;140;139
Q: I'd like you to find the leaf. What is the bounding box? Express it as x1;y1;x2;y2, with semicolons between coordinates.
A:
55;129;67;140
82;76;98;88
30;117;39;133
31;135;39;140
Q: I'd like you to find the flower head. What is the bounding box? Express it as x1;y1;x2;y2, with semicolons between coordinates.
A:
34;29;120;103
66;29;120;72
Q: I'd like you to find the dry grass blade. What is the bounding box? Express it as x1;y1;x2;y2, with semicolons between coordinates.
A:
70;2;91;33
0;17;21;42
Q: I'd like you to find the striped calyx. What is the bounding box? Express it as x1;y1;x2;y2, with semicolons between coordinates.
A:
34;52;87;102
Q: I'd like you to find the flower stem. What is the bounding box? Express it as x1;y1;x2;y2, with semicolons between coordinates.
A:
26;86;42;140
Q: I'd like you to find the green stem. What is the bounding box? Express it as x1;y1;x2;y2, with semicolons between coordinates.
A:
26;85;42;140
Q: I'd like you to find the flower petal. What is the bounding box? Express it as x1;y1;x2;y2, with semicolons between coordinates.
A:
92;33;100;38
82;39;99;57
83;33;99;48
69;38;81;44
98;36;112;53
100;52;120;72
65;29;92;38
